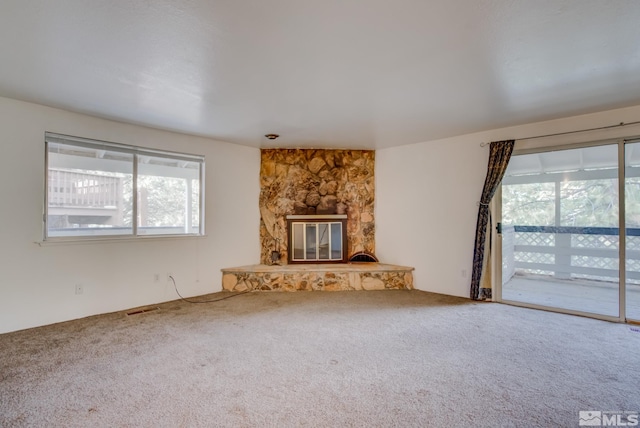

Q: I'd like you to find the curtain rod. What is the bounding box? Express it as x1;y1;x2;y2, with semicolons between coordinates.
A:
480;120;640;147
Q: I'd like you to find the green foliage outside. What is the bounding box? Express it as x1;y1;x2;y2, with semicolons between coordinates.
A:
122;176;200;229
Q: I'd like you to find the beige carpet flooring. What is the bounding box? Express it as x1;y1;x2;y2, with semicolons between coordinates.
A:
1;290;639;427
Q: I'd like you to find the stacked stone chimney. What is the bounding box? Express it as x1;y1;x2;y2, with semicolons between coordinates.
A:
259;149;375;265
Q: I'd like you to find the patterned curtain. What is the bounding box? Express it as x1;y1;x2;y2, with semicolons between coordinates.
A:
470;140;515;300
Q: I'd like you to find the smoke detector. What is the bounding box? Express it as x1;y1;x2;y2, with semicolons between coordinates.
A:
265;134;279;140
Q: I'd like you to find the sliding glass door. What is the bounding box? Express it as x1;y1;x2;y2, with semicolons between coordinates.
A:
498;139;640;322
625;141;640;321
500;144;620;318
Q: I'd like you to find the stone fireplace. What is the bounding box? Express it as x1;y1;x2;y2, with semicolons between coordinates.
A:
259;149;375;265
220;148;414;293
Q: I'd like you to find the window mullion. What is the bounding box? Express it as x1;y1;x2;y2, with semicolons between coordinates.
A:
619;141;626;321
133;153;138;236
185;178;192;234
199;163;205;235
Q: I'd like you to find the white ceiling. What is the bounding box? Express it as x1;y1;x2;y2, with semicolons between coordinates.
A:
1;1;640;150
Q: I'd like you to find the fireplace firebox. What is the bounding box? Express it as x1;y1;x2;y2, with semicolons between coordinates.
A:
286;215;348;264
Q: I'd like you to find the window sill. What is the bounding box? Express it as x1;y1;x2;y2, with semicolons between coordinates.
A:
35;234;207;246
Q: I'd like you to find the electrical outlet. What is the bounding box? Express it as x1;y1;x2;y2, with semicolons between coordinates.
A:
153;273;160;283
75;284;84;295
461;269;467;278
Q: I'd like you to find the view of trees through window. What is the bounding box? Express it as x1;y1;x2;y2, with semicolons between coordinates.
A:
119;175;200;231
503;177;620;227
46;133;203;238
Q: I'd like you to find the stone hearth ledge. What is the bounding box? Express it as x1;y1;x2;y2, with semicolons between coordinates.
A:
221;263;414;292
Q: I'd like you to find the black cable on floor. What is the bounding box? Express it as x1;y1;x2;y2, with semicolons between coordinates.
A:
170;276;250;304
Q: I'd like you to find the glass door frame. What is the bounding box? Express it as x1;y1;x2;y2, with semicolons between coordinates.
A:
493;138;637;323
286;214;348;264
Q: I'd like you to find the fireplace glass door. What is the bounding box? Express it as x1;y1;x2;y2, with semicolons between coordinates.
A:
287;215;347;263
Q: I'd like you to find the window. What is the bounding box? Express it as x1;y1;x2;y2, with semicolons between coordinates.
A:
45;133;204;239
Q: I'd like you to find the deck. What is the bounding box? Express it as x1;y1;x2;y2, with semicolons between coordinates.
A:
502;275;640;320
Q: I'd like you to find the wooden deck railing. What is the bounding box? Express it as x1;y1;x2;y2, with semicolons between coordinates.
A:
502;225;640;285
48;169;122;208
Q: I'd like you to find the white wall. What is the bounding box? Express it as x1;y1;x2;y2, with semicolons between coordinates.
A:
376;104;640;298
0;97;260;333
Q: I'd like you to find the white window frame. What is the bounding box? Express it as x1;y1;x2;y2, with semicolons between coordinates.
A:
44;132;205;241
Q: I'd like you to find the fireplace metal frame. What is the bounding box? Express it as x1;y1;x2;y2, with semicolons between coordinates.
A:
286;215;348;264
